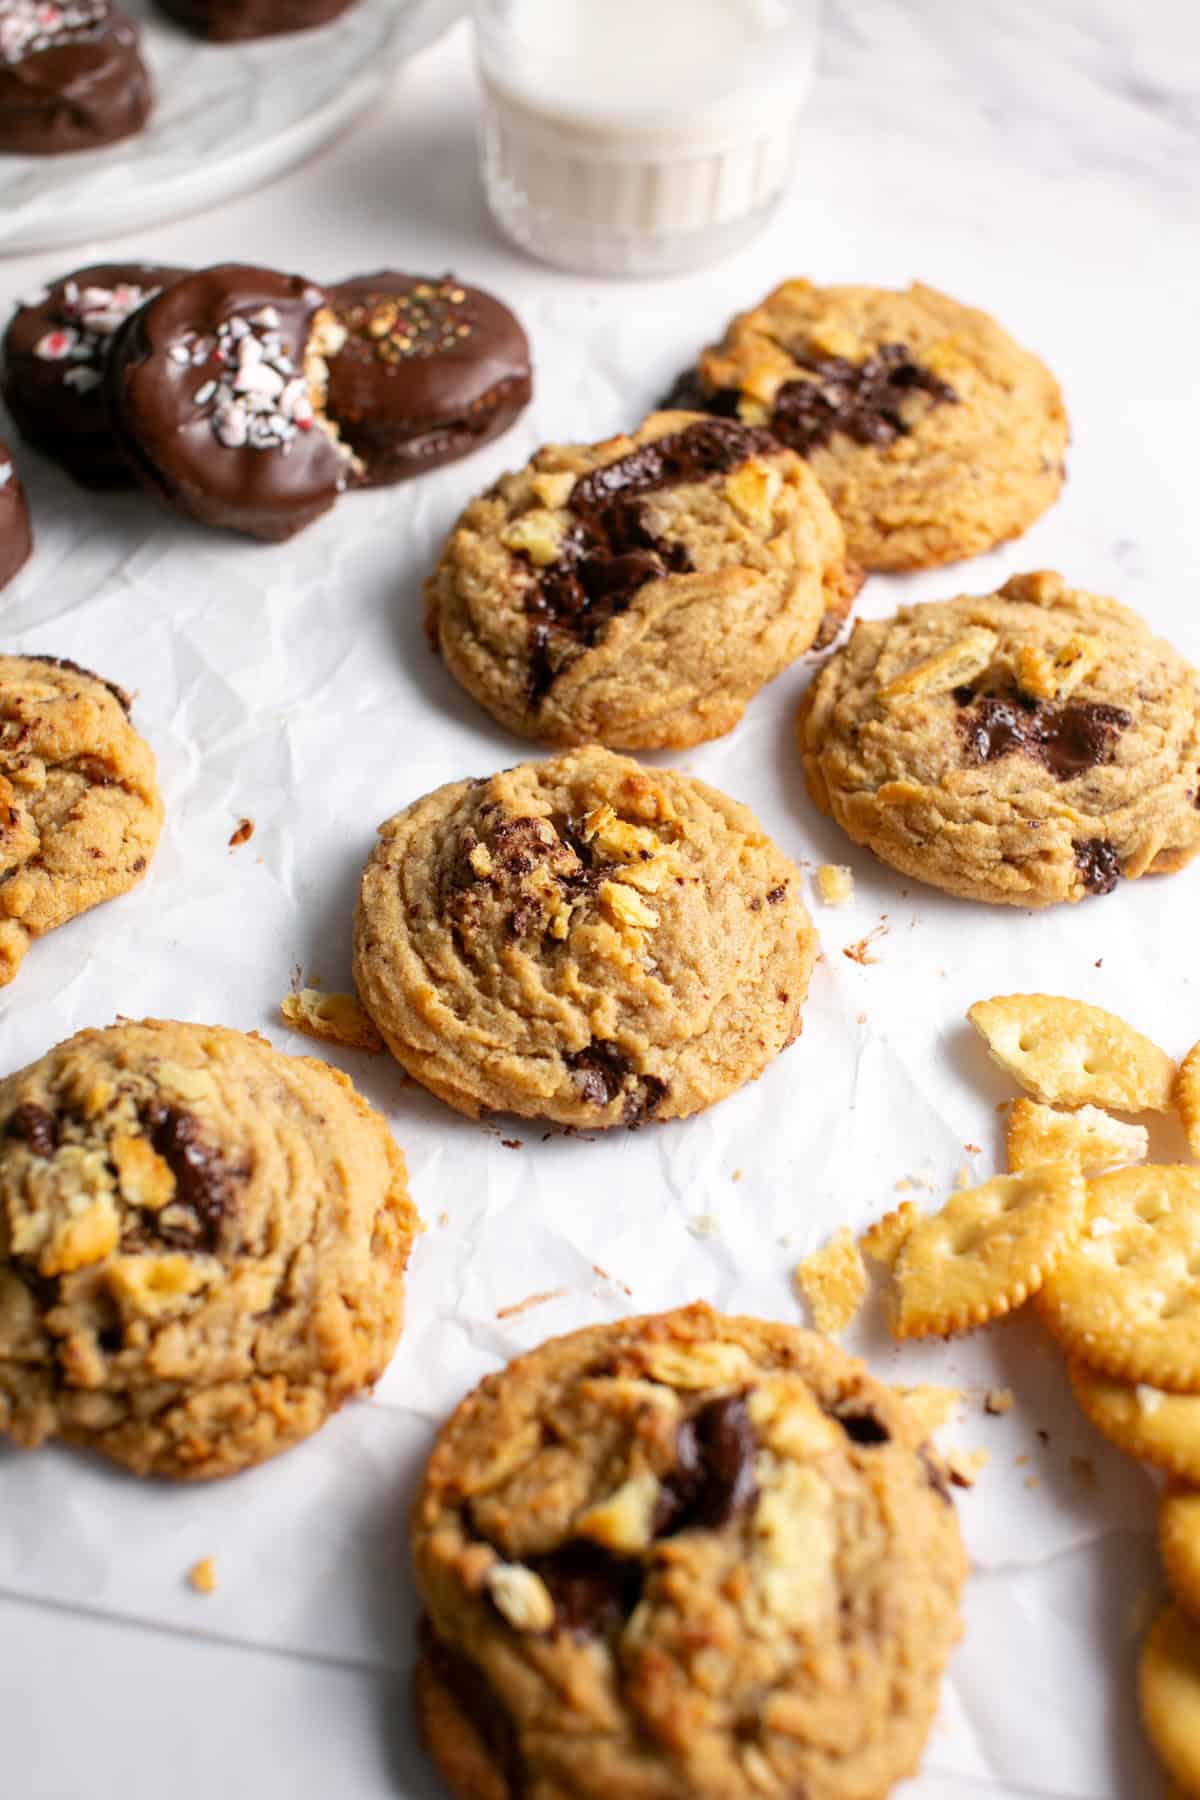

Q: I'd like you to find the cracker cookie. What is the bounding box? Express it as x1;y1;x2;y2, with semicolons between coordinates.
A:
892;1167;1084;1339
1039;1167;1200;1392
1140;1605;1200;1796
425;411;860;751
1161;1485;1200;1621
664;280;1067;571
800;572;1200;907
0;654;162;987
1069;1363;1200;1483
1006;1098;1148;1175
353;747;817;1127
411;1303;965;1800
0;1018;417;1478
969;995;1176;1113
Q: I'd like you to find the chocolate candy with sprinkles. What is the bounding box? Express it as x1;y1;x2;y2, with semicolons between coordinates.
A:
0;0;152;154
325;272;532;486
106;264;361;543
0;443;32;591
3;265;187;489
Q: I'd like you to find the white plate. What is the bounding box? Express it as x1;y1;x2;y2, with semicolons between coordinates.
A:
0;0;465;255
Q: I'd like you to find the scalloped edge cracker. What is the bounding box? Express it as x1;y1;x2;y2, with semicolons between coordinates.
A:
1068;1362;1200;1481
968;994;1176;1113
793;1227;867;1336
860;1202;918;1268
1140;1605;1200;1797
1161;1484;1200;1620
1177;1041;1200;1159
1006;1098;1148;1175
892;1167;1085;1339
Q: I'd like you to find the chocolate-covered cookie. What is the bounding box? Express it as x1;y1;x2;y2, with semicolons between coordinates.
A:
152;0;355;40
107;264;361;543
3;265;186;489
325;272;532;486
0;444;32;589
0;0;151;155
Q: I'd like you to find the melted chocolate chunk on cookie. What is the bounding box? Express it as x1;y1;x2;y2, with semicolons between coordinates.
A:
5;1101;59;1157
659;367;743;418
137;1105;229;1251
771;344;958;455
955;692;1132;780
533;1542;644;1640
524;419;776;703
654;1394;759;1536
835;1406;891;1446
565;1042;667;1125
419;1616;528;1797
1074;838;1122;896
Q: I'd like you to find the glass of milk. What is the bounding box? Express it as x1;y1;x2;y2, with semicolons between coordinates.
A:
474;0;820;277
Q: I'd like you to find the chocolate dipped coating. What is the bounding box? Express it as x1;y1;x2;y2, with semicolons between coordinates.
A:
106;264;358;544
0;1;151;155
326;272;532;486
3;264;187;489
0;442;32;590
152;0;355;40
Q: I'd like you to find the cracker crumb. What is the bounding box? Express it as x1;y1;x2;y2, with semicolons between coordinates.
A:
984;1388;1015;1416
438;1211;449;1228
843;921;888;965
793;1228;868;1335
815;864;854;906
1015;1453;1030;1467
688;1214;719;1239
188;1557;217;1594
496;1289;568;1321
964;1143;982;1155
1069;1454;1097;1487
731;1169;743;1184
894;1177;913;1193
228;818;254;848
898;1385;962;1434
945;1447;989;1488
1024;1475;1041;1490
280;989;384;1054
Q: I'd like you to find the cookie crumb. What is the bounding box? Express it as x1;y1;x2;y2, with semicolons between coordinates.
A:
945;1447;988;1488
500;1138;523;1149
188;1557;217;1594
984;1387;1014;1416
280;989;384;1054
898;1384;962;1435
793;1227;868;1335
438;1211;449;1228
688;1214;719;1239
731;1168;743;1184
228;818;254;848
843;921;888;965
815;863;854;906
496;1288;568;1321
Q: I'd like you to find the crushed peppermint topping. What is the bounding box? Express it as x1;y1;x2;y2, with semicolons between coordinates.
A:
32;279;162;383
0;0;109;64
186;310;318;453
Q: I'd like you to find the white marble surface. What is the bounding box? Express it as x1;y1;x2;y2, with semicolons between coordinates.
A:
2;5;1199;1798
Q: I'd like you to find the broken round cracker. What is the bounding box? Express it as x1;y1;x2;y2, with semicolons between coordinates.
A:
793;1227;868;1335
1069;1362;1200;1482
892;1167;1085;1339
1039;1166;1200;1392
1161;1484;1200;1621
1006;1098;1148;1175
860;1202;919;1267
1177;1041;1200;1160
968;994;1176;1113
1139;1605;1200;1798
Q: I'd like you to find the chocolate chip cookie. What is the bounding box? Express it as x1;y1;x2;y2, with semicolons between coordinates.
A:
3;264;187;489
353;747;817;1126
425;411;860;750
1;655;162;985
411;1302;966;1800
799;571;1200;907
0;1018;418;1478
0;445;32;589
666;280;1068;571
326;272;531;486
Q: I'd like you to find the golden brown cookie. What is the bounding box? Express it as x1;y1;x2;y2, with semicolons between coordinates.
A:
0;1019;418;1478
411;1302;966;1800
800;572;1200;907
425;411;860;750
0;654;163;984
665;279;1067;571
354;747;817;1127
